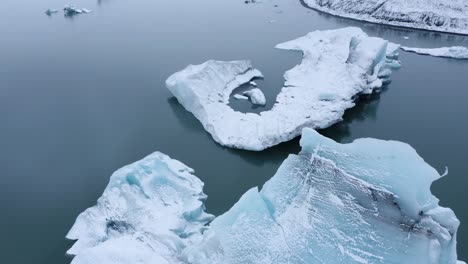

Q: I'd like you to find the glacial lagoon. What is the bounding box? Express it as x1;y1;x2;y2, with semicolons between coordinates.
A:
1;0;468;263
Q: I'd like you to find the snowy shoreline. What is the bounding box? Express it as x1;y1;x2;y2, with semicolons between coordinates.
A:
300;0;468;36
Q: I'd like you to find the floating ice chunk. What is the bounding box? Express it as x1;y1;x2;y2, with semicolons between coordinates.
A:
249;81;257;86
233;94;248;100
185;128;462;264
66;152;214;264
243;88;266;105
45;9;58;16
401;46;468;59
64;5;92;16
166;27;400;151
403;36;410;40
302;0;468;35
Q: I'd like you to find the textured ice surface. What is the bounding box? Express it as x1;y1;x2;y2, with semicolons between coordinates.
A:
66;152;214;264
302;0;468;35
166;27;400;151
67;129;462;263
243;88;266;105
401;46;468;59
186;128;461;264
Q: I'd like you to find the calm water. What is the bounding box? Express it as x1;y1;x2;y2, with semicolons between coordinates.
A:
1;0;467;263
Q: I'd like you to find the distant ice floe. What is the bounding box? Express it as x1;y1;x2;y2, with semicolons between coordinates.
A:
401;46;468;59
46;5;92;17
67;128;463;264
45;9;58;16
166;27;401;151
302;0;468;35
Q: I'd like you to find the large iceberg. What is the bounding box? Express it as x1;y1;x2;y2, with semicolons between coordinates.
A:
302;0;468;35
166;27;400;151
401;46;468;59
67;129;462;263
66;152;214;264
186;128;461;263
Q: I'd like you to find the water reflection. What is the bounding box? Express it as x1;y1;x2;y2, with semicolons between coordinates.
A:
97;0;112;6
321;92;382;143
167;97;206;134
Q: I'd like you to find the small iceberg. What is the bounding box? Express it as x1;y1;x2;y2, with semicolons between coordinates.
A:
67;129;462;263
401;46;468;59
64;4;92;16
45;9;58;16
233;94;249;100
166;27;400;151
187;128;462;264
302;0;468;35
243;88;266;105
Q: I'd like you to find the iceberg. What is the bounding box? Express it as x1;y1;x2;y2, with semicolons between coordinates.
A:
67;129;462;263
166;27;400;151
186;128;461;264
66;152;214;264
401;46;468;59
64;5;92;16
243;88;266;105
302;0;468;35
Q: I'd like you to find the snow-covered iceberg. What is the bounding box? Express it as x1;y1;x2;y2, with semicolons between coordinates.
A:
401;46;468;59
66;152;214;264
302;0;468;35
67;129;462;263
166;27;400;151
45;9;58;16
186;128;461;264
64;5;92;16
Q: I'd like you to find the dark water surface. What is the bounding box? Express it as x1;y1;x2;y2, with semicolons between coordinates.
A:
1;0;467;263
